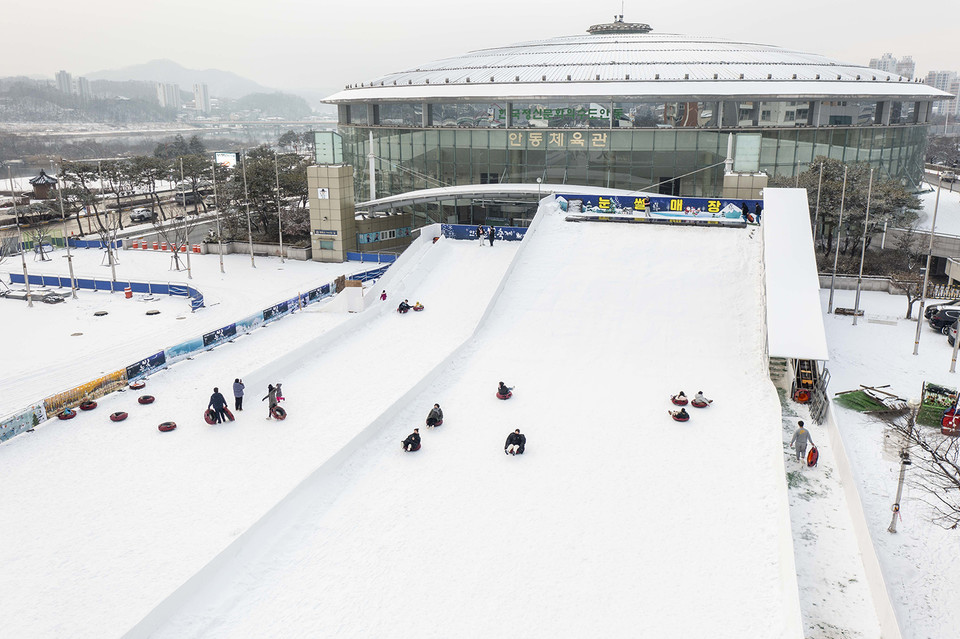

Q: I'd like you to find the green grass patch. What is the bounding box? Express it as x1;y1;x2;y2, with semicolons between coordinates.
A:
833;390;888;412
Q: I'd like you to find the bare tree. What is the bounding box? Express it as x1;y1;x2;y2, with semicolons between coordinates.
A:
151;214;201;272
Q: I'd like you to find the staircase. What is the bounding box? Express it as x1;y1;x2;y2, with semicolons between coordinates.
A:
769;356;788;383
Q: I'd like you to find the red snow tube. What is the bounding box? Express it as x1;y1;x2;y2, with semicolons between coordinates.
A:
496;391;513;400
807;446;819;467
223;407;235;422
426;418;443;427
129;380;146;390
110;411;128;422
79;400;98;411
942;409;960;436
793;389;811;403
204;409;216;425
403;442;422;452
271;406;287;420
413;305;425;312
671;413;690;422
58;409;77;420
138;395;155;405
671;396;688;406
158;421;177;432
398;307;410;314
691;399;710;408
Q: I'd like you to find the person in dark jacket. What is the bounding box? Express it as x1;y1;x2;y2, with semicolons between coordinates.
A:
263;384;279;419
488;225;495;246
754;201;762;224
233;378;245;411
402;428;421;451
398;299;412;313
208;387;228;423
505;429;525;455
498;381;513;397
476;224;484;244
427;403;443;427
669;408;690;420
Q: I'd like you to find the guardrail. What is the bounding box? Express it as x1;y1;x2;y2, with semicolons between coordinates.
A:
9;272;205;311
0;261;392;444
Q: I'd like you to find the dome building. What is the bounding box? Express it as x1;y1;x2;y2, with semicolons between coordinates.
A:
324;17;948;222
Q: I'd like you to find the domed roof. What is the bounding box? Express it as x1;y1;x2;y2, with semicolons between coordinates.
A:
325;23;946;104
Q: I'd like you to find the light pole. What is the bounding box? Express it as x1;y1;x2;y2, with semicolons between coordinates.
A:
179;157;192;279
240;149;256;268
812;161;824;243
853;168;873;325
914;177;942;355
275;152;284;264
8;166;33;307
827;165;848;314
56;159;77;299
210;158;224;274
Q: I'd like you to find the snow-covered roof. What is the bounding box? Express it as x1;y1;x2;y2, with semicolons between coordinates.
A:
763;188;829;361
326;25;948;103
28;170;58;186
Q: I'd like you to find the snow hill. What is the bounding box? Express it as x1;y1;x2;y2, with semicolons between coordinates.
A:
0;200;802;638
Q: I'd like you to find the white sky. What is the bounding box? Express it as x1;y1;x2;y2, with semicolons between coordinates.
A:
2;0;956;92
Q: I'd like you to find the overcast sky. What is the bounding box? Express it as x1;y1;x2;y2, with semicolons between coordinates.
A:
3;0;957;92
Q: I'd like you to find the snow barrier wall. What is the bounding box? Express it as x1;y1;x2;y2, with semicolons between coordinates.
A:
120;201;550;639
0;263;390;444
9;272;205;309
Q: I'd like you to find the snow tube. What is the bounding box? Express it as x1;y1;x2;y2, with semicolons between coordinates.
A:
398;307;410;314
129;380;146;390
223;407;235;422
793;389;811;403
204;409;216;425
671;413;690;422
496;391;513;400
403;442;421;452
271;406;287;420
671;396;688;406
138;395;155;405
691;399;710;408
413;305;425;312
426;418;443;427
807;446;819;467
158;421;177;432
941;409;960;436
79;400;98;411
58;409;77;420
110;411;128;422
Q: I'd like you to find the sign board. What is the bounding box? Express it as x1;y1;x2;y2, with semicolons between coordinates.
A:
203;323;237;347
317;187;329;199
313;229;338;236
315;131;343;165
558;194;762;216
214;152;239;169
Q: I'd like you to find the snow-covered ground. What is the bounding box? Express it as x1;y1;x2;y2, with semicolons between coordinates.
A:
917;187;960;236
0;248;371;416
820;287;960;639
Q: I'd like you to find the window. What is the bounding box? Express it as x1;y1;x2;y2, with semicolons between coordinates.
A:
761;110;771;121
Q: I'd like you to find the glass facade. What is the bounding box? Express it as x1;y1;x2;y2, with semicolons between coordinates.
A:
338;123;929;206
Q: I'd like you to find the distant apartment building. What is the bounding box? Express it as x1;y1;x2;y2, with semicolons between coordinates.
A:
76;76;92;102
868;53;914;80
193;83;210;114
55;70;72;95
156;82;182;109
925;70;959;116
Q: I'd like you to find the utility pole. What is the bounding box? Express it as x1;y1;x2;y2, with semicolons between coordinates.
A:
211;158;224;273
8;166;33;307
275;152;284;264
97;160;118;289
853;168;873;325
179;157;192;279
914;177;942;355
812;162;824;243
241;149;256;268
56;159;78;298
827;165;848;314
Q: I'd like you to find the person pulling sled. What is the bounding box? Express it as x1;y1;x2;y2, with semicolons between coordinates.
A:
264;383;281;420
398;299;412;314
207;387;229;423
505;429;525;455
402;428;421;452
426;403;443;427
790;420;814;463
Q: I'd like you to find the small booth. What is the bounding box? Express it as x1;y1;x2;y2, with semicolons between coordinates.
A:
29;170;58;200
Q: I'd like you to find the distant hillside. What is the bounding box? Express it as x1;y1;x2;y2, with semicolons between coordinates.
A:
0;80;174;124
225;92;313;119
86;59;271;99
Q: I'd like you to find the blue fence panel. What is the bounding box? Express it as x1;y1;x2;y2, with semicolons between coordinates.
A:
94;280;113;291
236;312;264;334
75;277;95;289
190;296;204;311
169;285;188;297
165;336;205;364
126;351;167;380
130;282;150;293
150;283;170;295
203;323;236;348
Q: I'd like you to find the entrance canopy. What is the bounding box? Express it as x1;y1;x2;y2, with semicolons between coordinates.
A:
357;184;652;212
763;188;829;361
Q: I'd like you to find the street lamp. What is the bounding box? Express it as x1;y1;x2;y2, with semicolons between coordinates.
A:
888;398;919;534
536;176;542;199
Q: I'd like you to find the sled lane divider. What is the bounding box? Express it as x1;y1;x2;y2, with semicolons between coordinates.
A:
120;206;545;639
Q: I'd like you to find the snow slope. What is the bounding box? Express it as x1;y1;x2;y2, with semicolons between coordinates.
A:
145;206;803;638
0;236;518;639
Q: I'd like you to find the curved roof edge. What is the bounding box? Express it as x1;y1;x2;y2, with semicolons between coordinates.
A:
325;80;949;104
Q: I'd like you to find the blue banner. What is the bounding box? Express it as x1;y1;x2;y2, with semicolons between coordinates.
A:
263;301;289;322
125;351;167;380
440;224;528;241
203;323;237;347
558;194;762;217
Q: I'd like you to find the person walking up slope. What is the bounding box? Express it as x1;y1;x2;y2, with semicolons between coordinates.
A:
263;384;279;419
208;387;228;424
790;420;814;462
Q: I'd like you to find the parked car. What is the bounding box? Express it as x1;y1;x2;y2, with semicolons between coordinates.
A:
924;298;960;319
928;307;960;334
942;170;957;183
174;191;199;205
948;321;958;346
129;208;155;223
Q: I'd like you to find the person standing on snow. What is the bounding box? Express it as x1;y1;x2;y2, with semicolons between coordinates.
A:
208;387;228;423
233;378;245;411
380;290;387;301
790;420;814;462
263;384;279;419
505;429;525;455
427;403;443;427
488;225;495;246
476;224;485;245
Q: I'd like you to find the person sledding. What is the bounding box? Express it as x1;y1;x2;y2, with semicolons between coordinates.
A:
402;428;421;451
691;391;713;408
671;391;688;405
669;407;690;421
497;381;514;399
413;301;425;311
426;403;443;427
398;299;412;313
504;428;525;455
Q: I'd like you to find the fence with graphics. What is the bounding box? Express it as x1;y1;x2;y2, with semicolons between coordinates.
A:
1;263;391;443
8;272;205;311
439;224;528;242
